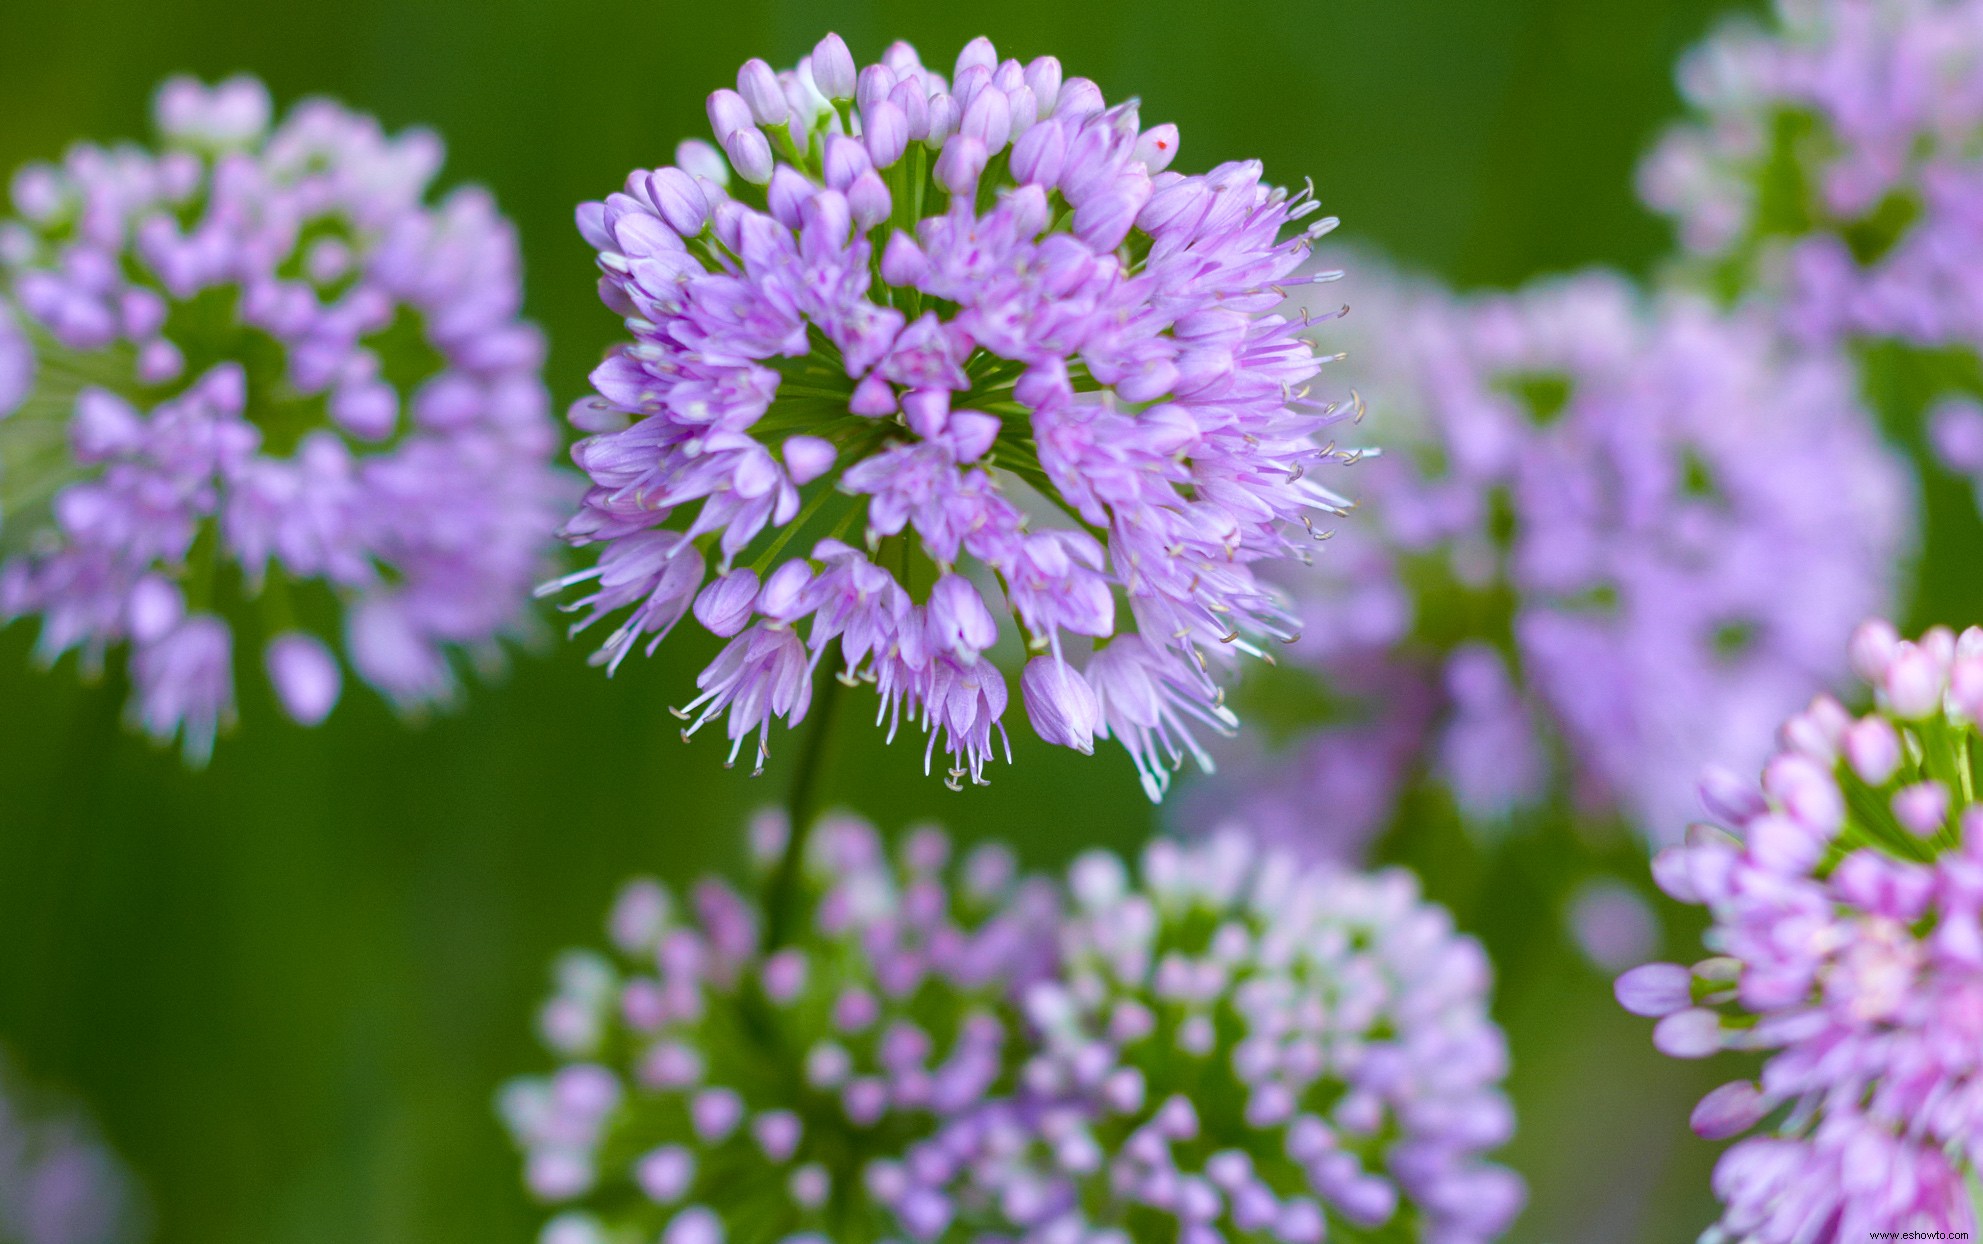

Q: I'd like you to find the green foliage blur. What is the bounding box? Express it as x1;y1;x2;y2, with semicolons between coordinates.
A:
0;1;1776;1240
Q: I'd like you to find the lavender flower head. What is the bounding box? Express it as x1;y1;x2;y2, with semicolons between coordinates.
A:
0;1050;148;1244
913;830;1523;1242
555;33;1354;796
0;76;565;761
1640;0;1983;351
1620;620;1983;1241
499;811;1059;1244
1258;266;1911;844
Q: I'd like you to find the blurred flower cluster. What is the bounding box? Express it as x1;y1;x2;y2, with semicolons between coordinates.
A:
501;815;1522;1244
0;75;567;761
1202;266;1915;859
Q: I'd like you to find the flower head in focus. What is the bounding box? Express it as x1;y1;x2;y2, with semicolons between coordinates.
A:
1231;265;1912;848
554;33;1355;797
499;811;1059;1244
0;76;566;762
908;830;1523;1243
1620;620;1983;1242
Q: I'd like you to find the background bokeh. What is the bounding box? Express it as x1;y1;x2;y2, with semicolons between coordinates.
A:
0;1;1779;1240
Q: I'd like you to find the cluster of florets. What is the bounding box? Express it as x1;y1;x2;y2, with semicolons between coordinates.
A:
0;75;565;761
1222;266;1911;851
554;33;1355;797
0;1050;146;1244
499;813;1060;1244
908;832;1523;1243
1640;0;1983;351
1619;620;1983;1240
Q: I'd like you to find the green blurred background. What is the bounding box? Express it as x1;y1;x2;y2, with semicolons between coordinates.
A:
0;1;1763;1240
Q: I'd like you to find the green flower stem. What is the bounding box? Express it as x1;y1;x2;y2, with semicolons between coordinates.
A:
762;669;842;950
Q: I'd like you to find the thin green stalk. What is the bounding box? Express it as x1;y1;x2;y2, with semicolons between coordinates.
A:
761;671;842;949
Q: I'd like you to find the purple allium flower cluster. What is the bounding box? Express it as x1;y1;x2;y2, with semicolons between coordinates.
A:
1619;620;1983;1241
911;831;1523;1243
1640;0;1983;352
1236;266;1912;848
0;1050;147;1244
499;812;1059;1244
556;33;1355;797
0;76;565;761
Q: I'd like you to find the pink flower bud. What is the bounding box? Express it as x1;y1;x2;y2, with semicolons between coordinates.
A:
960;87;1012;153
1690;1081;1766;1139
265;632;342;727
1134;123;1179;172
847;171;892;231
1022;656;1100;754
1010;119;1068;186
1844;715;1902;784
1024;56;1063;114
1892;781;1950;836
822;133;871;190
862;99;909;168
933;135;987;196
1884;641;1945;719
722;129;774;186
737;58;788;126
781;435;836;485
706;89;754;144
856;63;897;112
756;560;813;622
928;574;998;656
902;388;950;439
811;34;857;100
694;570;759;637
675;139;730;187
1850;618;1900;683
1652;1008;1722;1058
644;168;709;237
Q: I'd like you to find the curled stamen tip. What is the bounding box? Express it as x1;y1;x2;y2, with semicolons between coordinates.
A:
669;706;692;720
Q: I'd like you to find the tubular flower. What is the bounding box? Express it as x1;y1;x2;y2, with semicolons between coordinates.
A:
1640;0;1983;352
0;76;566;762
1244;266;1912;847
555;33;1355;795
1621;621;1983;1242
908;831;1523;1243
499;812;1060;1244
